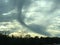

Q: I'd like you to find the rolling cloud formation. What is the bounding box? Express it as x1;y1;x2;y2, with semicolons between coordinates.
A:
0;0;60;37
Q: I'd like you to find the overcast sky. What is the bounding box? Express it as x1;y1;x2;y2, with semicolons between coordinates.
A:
0;0;60;37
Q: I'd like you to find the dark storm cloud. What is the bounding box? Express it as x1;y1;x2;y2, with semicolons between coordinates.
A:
0;0;15;13
49;0;60;13
0;0;17;22
17;0;50;36
17;0;32;26
19;0;60;37
27;24;51;36
16;0;51;36
0;0;60;37
0;0;32;23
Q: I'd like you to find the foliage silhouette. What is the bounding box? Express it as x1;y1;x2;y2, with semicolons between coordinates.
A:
0;34;60;45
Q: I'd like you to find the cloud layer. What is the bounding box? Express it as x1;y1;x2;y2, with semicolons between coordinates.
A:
0;0;60;37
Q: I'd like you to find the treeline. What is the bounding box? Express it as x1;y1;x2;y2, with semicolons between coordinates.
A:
0;34;60;45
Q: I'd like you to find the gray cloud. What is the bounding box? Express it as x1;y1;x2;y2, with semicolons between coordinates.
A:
21;0;60;37
27;24;51;36
0;0;60;37
17;0;33;27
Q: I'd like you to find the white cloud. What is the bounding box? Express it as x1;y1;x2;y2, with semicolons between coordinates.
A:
0;20;22;31
23;0;54;26
47;29;60;37
2;8;18;15
9;31;47;38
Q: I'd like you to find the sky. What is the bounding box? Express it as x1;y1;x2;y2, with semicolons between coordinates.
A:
0;0;60;37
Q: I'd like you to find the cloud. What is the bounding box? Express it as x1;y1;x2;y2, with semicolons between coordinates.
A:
47;29;60;37
27;24;51;36
22;0;60;37
9;31;47;37
0;0;60;37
